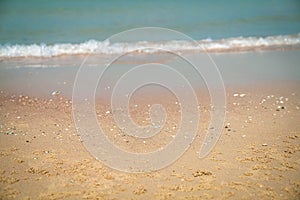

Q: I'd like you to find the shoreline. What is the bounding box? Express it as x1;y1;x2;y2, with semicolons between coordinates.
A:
1;45;300;63
1;50;299;100
1;32;300;60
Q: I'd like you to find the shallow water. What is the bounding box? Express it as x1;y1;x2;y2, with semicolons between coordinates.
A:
0;50;299;98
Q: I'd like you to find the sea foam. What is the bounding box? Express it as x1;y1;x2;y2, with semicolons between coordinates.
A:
1;34;299;58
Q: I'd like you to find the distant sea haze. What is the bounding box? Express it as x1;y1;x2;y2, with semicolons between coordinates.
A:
0;0;300;45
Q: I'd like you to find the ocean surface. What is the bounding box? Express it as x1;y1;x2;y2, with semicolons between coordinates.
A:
0;0;300;58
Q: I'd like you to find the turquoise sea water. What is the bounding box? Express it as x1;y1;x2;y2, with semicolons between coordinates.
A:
0;0;300;58
1;0;300;44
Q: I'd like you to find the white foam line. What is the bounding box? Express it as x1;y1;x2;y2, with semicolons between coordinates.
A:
0;34;299;58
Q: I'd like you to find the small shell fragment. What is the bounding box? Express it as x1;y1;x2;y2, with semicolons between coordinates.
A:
51;91;60;96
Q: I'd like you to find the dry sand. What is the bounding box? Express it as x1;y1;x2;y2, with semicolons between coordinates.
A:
0;84;299;200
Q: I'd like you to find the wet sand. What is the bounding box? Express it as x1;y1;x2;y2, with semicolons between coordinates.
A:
0;83;299;199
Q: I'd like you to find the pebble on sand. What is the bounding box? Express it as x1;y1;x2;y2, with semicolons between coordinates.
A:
233;93;246;97
51;91;60;96
276;105;285;111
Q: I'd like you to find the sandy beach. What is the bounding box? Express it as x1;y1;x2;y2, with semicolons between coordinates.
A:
1;1;300;199
0;81;299;199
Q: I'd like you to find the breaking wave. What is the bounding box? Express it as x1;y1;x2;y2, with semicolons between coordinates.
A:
1;34;300;58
